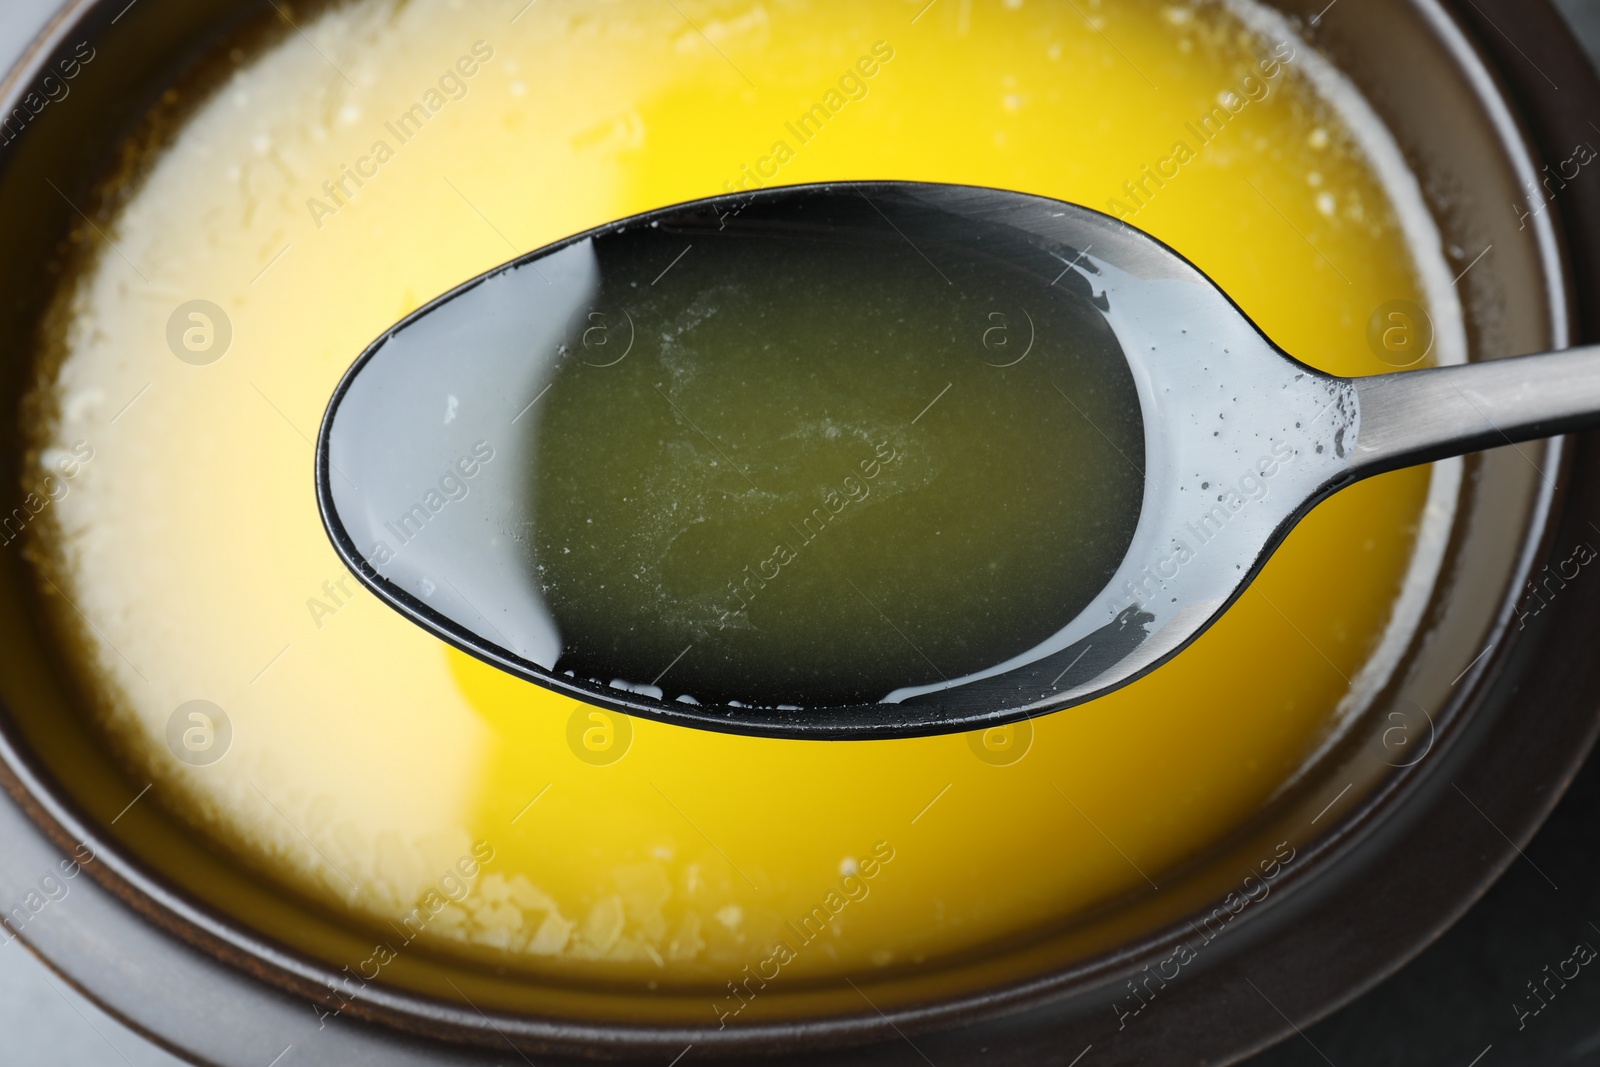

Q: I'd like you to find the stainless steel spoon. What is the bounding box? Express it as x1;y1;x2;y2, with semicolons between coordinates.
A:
315;180;1598;739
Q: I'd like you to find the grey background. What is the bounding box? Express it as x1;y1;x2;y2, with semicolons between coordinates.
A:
2;0;1600;1063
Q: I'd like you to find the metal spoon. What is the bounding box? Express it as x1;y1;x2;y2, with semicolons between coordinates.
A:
315;181;1598;740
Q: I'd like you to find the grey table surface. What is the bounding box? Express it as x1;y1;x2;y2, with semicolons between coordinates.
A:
2;0;1600;1064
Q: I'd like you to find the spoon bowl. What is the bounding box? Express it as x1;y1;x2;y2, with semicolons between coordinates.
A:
316;180;1600;738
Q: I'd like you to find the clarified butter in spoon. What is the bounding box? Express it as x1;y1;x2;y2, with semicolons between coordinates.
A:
25;0;1457;1007
528;210;1143;708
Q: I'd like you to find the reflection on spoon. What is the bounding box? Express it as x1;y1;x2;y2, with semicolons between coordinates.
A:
316;181;1600;739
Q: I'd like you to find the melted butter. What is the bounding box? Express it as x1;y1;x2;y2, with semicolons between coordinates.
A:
29;0;1437;994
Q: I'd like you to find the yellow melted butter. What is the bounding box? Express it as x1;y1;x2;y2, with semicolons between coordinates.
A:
32;0;1435;988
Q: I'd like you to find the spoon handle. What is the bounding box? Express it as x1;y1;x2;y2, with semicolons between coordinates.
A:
1350;346;1600;477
